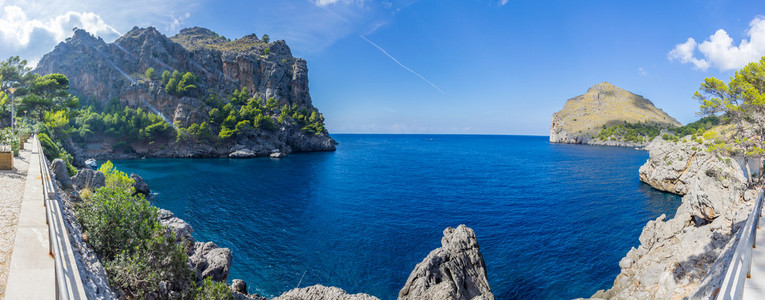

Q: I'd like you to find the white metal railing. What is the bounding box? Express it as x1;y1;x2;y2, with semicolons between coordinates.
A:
36;135;81;300
716;186;765;299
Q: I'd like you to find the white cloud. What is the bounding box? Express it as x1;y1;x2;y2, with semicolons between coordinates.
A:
499;0;509;6
0;5;121;66
638;67;647;76
669;17;765;71
168;12;191;32
315;0;366;7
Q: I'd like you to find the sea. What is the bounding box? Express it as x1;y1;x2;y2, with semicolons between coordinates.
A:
112;134;682;300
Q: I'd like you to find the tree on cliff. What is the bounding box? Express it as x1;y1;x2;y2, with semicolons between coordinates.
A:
20;73;78;121
694;56;765;183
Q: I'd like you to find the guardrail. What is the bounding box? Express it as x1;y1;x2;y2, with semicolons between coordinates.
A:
716;186;765;299
36;135;77;300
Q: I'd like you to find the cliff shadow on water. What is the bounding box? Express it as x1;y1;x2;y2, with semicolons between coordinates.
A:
113;135;683;299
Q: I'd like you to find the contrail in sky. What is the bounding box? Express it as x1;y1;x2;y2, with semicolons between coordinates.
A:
359;35;445;95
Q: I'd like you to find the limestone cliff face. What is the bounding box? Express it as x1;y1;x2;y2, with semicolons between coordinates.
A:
550;82;680;147
590;137;754;299
34;27;334;158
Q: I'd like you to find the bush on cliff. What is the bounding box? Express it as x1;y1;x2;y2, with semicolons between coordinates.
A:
37;132;77;175
78;161;197;298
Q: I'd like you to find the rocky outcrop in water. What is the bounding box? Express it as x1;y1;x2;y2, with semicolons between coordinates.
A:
274;284;380;300
590;137;753;299
34;26;335;159
399;225;494;300
130;173;150;195
550;82;680;147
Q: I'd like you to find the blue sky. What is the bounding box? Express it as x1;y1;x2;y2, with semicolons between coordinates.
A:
2;0;765;134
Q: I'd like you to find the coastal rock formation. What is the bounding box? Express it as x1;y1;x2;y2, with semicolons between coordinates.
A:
274;284;380;300
398;225;494;300
592;137;752;299
550;82;680;147
130;173;150;195
189;241;233;282
34;26;336;159
71;168;106;191
51;158;74;189
157;209;194;246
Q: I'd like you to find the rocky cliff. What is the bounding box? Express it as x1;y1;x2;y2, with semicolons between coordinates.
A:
34;27;335;159
550;82;680;147
589;137;756;299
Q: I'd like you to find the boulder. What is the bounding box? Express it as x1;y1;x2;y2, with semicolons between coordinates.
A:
273;284;379;300
157;209;194;247
130;173;150;195
231;279;247;294
270;150;287;158
71;168;106;191
229;149;257;158
51;158;73;190
398;225;494;300
189;242;232;282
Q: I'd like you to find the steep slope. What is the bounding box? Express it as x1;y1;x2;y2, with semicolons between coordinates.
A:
34;27;334;159
550;82;680;147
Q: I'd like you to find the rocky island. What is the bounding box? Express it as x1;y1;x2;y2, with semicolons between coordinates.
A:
550;82;681;147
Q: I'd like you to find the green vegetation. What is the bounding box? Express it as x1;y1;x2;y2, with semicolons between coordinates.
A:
263;47;270;55
145;67;155;80
179;88;327;142
596;122;661;144
691;57;765;183
78;161;231;298
262;34;270;43
163;70;198;97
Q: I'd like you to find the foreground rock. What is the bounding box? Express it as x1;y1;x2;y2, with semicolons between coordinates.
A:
550;82;680;147
71;168;106;191
189;241;233;282
274;284;380;300
399;225;494;300
591;137;752;299
51;158;73;189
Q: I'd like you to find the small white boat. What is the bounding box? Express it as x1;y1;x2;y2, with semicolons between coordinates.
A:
85;159;97;168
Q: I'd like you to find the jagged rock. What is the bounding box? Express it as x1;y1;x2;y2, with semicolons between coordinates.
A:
550;82;680;147
157;209;194;247
273;284;379;300
130;173;150;195
592;137;751;299
189;241;232;282
51;158;73;189
231;279;247;294
398;225;494;300
71;168;106;191
229;149;257;158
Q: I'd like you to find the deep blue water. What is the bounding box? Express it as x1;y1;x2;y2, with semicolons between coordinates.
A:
112;134;681;299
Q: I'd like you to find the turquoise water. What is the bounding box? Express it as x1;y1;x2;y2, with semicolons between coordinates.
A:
112;134;681;299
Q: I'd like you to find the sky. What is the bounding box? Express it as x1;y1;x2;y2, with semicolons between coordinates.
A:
1;0;765;135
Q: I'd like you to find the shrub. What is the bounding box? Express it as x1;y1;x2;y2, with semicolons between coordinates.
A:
264;47;270;55
145;67;155;80
193;278;233;300
78;185;157;260
106;230;193;298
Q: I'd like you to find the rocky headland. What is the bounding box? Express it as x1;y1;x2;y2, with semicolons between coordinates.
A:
588;136;757;299
34;26;335;160
550;82;680;147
